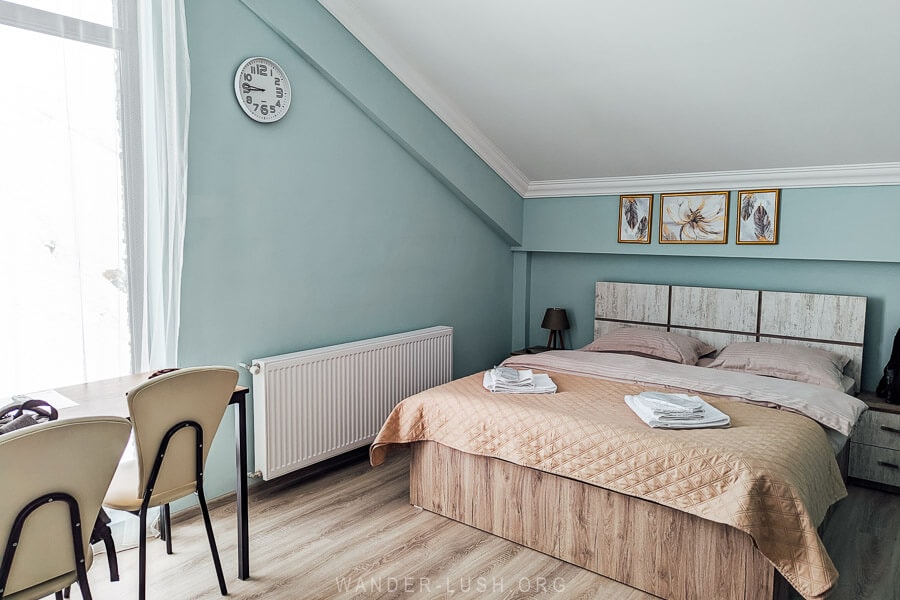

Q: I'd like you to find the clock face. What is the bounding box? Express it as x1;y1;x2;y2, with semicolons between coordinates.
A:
234;57;292;123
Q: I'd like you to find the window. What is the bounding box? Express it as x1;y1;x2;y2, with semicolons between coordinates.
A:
0;0;138;397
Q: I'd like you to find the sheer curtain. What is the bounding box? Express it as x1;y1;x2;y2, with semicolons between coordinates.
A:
131;0;191;372
115;0;192;549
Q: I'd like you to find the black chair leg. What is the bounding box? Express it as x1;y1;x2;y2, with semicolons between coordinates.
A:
162;503;173;554
63;586;70;598
197;489;227;596
56;592;64;600
90;511;120;582
138;506;148;600
102;528;120;581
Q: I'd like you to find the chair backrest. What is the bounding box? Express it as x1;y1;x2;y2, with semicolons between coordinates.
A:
126;366;239;504
0;416;131;597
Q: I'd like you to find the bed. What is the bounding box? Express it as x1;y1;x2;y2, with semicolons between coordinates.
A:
371;282;869;600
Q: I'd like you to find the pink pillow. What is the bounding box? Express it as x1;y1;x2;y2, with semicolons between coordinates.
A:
581;327;715;365
706;342;849;390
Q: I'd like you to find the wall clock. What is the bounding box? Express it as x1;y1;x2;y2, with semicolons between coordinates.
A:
234;56;292;123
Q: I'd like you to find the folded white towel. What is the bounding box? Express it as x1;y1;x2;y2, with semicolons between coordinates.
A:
634;392;704;414
625;392;730;429
483;368;557;394
491;366;534;387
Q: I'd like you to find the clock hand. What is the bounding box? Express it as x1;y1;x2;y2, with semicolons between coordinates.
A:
241;83;266;92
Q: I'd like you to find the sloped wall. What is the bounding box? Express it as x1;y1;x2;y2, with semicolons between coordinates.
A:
179;0;520;498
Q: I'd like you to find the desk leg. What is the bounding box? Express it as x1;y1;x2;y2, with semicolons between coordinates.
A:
235;394;250;580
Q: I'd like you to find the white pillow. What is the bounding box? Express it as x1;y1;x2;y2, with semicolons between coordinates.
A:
706;342;849;391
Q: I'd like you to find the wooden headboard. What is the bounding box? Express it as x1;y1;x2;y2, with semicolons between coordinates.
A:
594;282;867;392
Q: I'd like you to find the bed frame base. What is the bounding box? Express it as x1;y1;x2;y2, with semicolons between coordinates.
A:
410;441;791;600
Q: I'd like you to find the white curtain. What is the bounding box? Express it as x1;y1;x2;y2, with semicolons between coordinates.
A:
106;0;191;548
132;0;191;372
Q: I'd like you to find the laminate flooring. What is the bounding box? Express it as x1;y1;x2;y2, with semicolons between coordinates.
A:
67;448;898;600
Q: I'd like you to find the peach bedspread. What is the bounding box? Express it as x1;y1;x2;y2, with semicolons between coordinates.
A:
371;355;848;600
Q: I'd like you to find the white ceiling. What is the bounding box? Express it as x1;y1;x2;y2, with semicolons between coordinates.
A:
319;0;900;197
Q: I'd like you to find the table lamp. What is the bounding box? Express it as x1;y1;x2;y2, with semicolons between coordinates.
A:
541;307;570;350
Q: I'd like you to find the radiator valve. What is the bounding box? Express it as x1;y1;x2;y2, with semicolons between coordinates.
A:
239;362;261;375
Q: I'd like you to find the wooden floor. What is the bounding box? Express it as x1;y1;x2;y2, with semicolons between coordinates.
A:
67;448;898;600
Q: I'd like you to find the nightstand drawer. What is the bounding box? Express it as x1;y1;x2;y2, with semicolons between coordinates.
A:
849;442;900;487
853;409;900;450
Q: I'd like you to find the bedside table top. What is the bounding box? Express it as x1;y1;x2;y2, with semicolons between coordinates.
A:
857;391;900;415
510;345;549;356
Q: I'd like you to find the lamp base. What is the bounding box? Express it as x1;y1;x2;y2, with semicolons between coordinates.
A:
546;330;565;350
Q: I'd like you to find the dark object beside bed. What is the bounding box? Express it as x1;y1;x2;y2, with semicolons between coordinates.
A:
876;327;900;403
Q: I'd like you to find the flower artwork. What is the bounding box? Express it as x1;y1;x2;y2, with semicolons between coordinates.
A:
737;190;780;244
659;192;729;244
618;195;653;243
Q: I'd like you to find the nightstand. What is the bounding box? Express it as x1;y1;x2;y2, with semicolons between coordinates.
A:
510;345;549;356
849;391;900;493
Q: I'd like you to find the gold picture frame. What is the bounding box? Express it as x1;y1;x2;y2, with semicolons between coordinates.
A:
618;195;653;243
737;189;780;244
659;191;729;244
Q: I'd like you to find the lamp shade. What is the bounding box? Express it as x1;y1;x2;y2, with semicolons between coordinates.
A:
541;308;570;331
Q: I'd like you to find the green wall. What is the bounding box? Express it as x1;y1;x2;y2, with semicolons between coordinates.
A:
517;187;900;391
178;0;520;500
174;0;899;504
523;186;900;261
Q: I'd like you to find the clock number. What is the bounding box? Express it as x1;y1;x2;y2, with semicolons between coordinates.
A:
274;78;280;85
243;73;251;82
260;105;269;116
253;103;259;112
275;100;282;107
275;88;283;99
257;63;268;76
245;95;252;104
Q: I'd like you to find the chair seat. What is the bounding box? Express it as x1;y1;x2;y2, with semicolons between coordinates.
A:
103;460;197;511
2;547;92;600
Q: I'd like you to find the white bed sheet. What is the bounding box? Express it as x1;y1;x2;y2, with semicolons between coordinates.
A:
824;427;849;457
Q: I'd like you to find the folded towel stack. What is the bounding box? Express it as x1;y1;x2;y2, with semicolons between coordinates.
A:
483;366;557;394
624;391;730;429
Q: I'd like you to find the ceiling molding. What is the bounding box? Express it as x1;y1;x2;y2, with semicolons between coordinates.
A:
319;0;531;197
524;163;900;198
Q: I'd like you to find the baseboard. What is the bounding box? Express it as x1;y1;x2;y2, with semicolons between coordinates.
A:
170;446;372;525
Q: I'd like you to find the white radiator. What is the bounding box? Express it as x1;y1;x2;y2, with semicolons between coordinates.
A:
250;326;453;480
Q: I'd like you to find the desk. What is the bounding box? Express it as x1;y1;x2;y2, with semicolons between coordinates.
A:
55;373;251;580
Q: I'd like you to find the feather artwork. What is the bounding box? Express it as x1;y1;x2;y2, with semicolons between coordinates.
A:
624;199;639;230
741;195;756;221
754;205;773;241
636;216;648;240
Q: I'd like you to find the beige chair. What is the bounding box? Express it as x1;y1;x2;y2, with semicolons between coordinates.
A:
0;416;131;600
102;366;239;600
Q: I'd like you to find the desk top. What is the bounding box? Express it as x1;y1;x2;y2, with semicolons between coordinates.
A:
51;373;248;419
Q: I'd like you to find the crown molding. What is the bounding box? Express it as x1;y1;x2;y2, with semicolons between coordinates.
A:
319;0;530;197
524;163;900;198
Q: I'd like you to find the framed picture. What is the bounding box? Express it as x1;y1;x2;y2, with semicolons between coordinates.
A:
618;195;653;243
659;191;729;244
737;189;780;244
